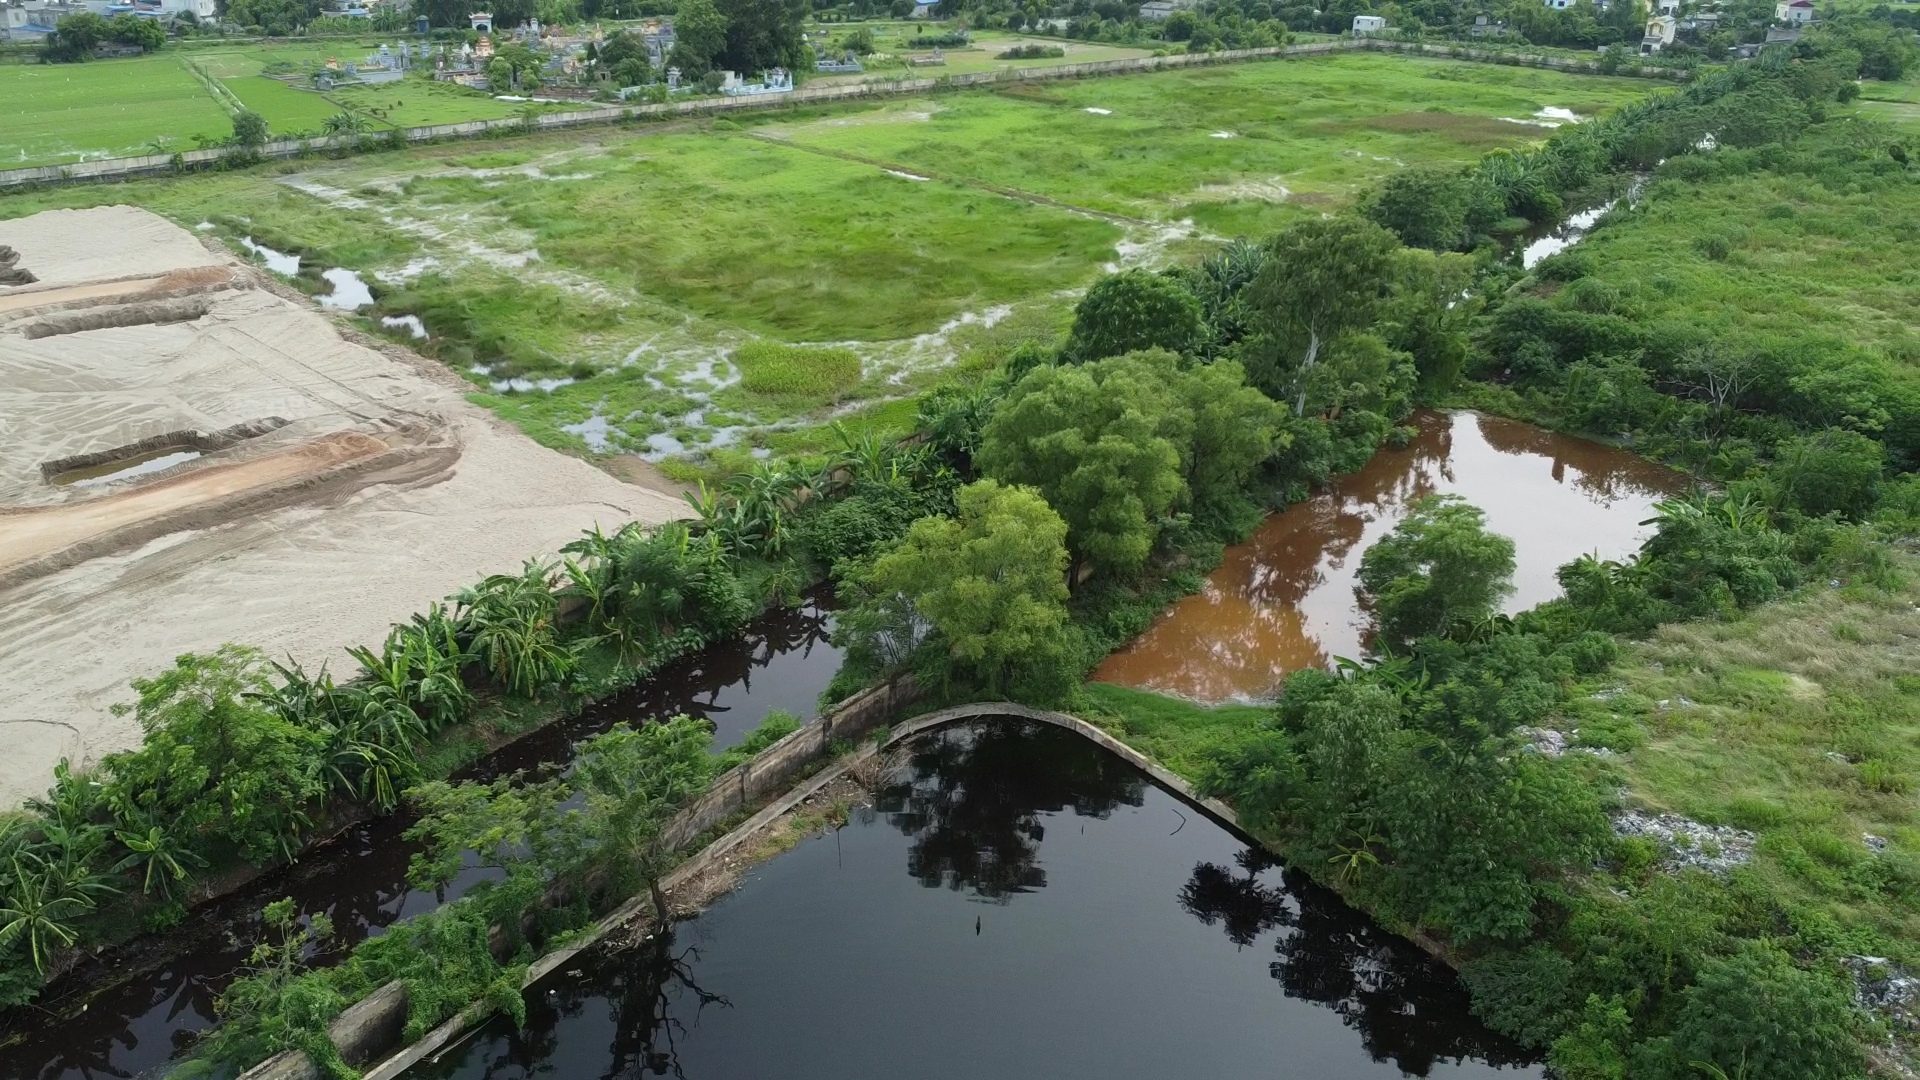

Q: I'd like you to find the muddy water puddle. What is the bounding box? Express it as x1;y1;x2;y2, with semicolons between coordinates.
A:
1094;411;1690;702
409;720;1538;1080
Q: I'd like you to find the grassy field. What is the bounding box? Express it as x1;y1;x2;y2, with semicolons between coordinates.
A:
0;51;1661;463
1;43;553;166
0;56;232;165
1538;124;1920;364
765;52;1657;238
1567;576;1920;965
809;26;1157;84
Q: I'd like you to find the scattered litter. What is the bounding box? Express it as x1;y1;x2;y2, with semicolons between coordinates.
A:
1612;810;1756;872
1517;727;1569;756
1209;131;1237;138
1866;833;1891;854
1828;751;1854;765
1844;956;1920;1035
195;221;216;232
884;168;932;181
1084;107;1112;115
1590;687;1626;701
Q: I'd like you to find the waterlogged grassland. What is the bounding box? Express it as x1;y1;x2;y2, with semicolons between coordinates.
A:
0;56;232;165
0;52;1662;462
764;52;1657;238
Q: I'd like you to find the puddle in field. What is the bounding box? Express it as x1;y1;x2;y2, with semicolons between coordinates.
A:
380;314;429;339
238;237;300;276
1210;130;1238;138
317;268;374;310
1093;410;1691;703
52;448;203;488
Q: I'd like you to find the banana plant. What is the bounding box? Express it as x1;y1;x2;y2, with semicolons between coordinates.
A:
111;819;205;902
0;853;118;973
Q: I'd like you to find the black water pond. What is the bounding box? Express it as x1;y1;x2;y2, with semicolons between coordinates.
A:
0;598;840;1080
409;721;1540;1080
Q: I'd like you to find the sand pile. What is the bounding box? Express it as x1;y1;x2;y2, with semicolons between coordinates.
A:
0;207;685;809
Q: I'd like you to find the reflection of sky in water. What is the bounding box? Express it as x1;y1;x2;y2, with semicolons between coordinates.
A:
1096;411;1691;703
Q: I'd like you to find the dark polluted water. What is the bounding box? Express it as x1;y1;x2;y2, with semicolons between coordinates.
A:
409;721;1540;1080
1095;409;1692;702
0;599;840;1080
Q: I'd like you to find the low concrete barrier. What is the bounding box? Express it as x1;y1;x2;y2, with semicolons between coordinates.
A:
236;675;922;1080
0;39;1688;191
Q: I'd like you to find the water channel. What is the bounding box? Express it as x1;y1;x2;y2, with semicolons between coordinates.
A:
408;720;1540;1080
6;407;1682;1078
0;599;840;1080
1095;410;1692;702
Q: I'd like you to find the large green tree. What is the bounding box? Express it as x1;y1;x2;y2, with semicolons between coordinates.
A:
977;351;1190;577
1063;269;1206;361
1174;357;1286;527
716;0;808;72
101;646;325;865
1242;216;1402;415
1356;494;1515;650
843;480;1072;696
667;0;729;76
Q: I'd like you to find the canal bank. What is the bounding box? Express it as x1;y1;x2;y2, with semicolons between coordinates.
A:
269;708;1540;1080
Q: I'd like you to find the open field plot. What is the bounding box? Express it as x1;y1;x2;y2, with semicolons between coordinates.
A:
810;27;1156;84
0;56;232;165
1;52;1660;462
1549;142;1920;360
763;52;1657;238
221;74;347;136
1569;576;1920;965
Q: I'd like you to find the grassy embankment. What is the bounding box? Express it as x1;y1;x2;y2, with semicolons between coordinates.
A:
0;51;1658;475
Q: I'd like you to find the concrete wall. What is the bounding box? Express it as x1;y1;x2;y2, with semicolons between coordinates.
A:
0;39;1687;191
236;675;922;1080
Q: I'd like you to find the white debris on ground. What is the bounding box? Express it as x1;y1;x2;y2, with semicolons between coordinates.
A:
1844;956;1920;1035
1612;810;1757;872
1515;726;1615;758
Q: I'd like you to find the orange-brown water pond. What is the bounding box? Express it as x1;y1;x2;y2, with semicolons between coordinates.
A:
1093;410;1693;703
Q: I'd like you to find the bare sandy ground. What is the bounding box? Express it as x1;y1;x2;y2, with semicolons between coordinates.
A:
0;208;685;809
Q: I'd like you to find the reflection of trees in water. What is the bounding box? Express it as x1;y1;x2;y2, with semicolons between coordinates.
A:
1472;414;1684;508
438;928;730;1080
1179;847;1293;948
1217;859;1535;1077
874;722;1145;900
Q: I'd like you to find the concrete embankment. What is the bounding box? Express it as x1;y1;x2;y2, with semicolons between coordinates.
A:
239;697;1282;1080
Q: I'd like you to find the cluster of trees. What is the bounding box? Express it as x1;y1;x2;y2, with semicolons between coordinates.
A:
42;12;165;62
0;521;756;1008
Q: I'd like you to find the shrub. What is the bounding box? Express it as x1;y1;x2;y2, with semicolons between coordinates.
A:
1356;494;1516;650
1634;942;1862;1080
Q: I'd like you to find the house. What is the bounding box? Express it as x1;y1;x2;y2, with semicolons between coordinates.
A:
1654;0;1679;13
909;0;936;16
1640;12;1675;51
1774;0;1812;24
1682;9;1720;29
1351;14;1386;34
1470;14;1510;36
1764;24;1800;42
1544;0;1575;11
468;9;491;32
1140;0;1177;18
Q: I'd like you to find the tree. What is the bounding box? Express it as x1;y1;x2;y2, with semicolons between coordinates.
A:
1063;269;1206;361
1363;166;1473;251
43;12;106;61
1174;357;1285;526
716;0;808;73
571;719;715;925
667;0;729;76
1243;216;1403;415
102;646;324;864
844;480;1072;696
108;13;166;51
1357;494;1515;650
230;109;270;149
321;110;371;146
978;351;1189;577
1638;941;1862;1080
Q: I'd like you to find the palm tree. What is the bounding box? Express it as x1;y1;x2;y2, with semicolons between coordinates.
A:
0;854;118;973
322;110;371;148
